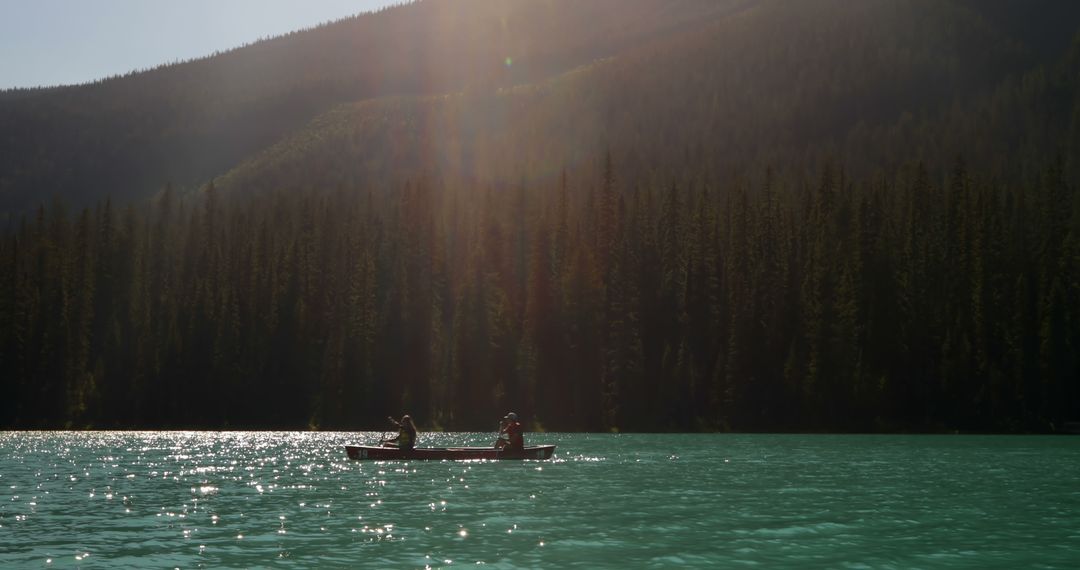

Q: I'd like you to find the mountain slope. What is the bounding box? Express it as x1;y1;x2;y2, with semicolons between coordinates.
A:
0;0;745;217
5;0;1078;219
219;0;1080;199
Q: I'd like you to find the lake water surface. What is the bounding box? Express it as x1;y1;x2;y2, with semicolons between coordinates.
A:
1;432;1078;568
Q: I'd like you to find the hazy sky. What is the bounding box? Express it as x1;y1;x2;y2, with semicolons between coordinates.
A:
0;0;400;89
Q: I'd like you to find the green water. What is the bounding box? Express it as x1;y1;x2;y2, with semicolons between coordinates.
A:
1;432;1078;568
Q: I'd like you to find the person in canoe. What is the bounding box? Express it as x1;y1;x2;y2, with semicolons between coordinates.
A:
495;412;524;452
382;414;417;450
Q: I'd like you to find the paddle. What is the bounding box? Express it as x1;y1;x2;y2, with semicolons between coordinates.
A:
493;420;507;451
381;415;399;447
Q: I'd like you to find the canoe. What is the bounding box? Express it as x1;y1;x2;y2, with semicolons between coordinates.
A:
345;444;556;461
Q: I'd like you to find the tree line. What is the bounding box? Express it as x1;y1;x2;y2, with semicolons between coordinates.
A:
2;155;1078;431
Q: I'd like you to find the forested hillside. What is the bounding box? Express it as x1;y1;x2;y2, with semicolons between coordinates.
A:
220;0;1080;198
2;0;1079;431
0;0;740;217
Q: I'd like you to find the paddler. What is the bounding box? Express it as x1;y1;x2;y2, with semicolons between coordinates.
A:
495;412;524;451
382;414;417;450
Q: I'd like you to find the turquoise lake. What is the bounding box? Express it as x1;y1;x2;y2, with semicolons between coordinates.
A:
1;432;1078;568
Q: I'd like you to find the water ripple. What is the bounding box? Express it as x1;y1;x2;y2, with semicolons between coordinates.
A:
1;432;1079;568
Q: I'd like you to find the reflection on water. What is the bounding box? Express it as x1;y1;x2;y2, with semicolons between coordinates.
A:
1;432;1078;568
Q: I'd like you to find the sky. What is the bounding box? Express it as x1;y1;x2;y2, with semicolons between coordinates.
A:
0;0;400;90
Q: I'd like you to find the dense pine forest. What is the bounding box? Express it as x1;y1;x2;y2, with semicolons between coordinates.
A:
3;155;1078;431
2;0;1080;431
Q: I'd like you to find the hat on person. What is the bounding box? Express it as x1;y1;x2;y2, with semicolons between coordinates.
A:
505;412;518;421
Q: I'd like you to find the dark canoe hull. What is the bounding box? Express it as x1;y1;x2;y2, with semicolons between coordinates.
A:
345;444;556;461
